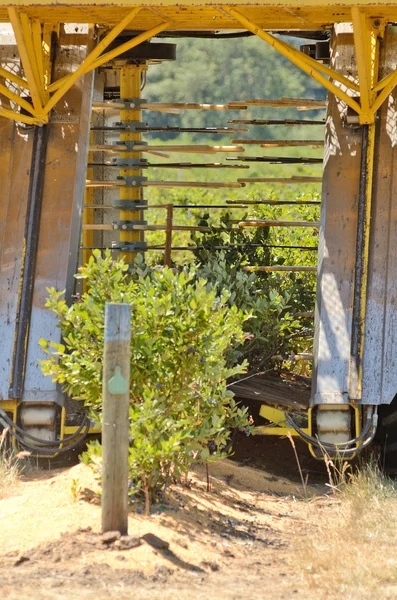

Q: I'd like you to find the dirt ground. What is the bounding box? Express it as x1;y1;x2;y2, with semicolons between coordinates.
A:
0;435;395;600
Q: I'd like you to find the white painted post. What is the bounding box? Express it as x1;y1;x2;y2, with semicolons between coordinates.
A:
102;302;131;535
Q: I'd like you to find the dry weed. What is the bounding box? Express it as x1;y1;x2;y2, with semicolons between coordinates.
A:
0;428;28;498
296;460;397;599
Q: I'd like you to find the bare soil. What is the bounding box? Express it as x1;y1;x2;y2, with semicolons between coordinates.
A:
0;435;392;600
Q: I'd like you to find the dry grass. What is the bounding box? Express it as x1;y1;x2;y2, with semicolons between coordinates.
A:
0;428;26;498
296;459;397;599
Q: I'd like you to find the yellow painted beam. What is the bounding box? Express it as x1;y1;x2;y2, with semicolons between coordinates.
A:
0;81;36;115
0;105;40;125
222;7;363;118
0;66;29;90
374;69;394;92
352;8;371;118
87;21;172;71
119;63;145;264
47;20;171;94
371;67;397;114
31;19;44;90
42;23;56;93
256;405;310;437
44;7;142;113
8;8;45;117
276;35;360;94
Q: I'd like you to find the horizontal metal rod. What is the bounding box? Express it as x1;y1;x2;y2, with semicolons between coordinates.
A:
81;243;318;252
232;139;324;147
228;119;325;126
85;180;245;189
83;221;319;231
83;200;321;209
239;219;320;228
228;156;323;164
242;265;317;272
92;101;247;111
228;98;326;109
90;126;248;134
271;353;313;360
146;243;318;251
87;162;250;169
225;199;321;205
238;177;322;183
89;144;245;154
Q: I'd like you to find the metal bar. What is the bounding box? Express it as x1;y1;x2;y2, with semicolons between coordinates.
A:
238;177;322;183
31;19;44;91
242;266;317;272
349;123;376;400
0;105;40;125
85;222;318;232
42;23;54;90
352;8;371;117
8;8;45;115
371;68;397;114
44;8;144;112
86;22;172;73
223;8;362;117
0;66;29;90
164;204;173;267
228;98;326;109
85;180;245;189
9;125;49;398
90;126;247;133
373;70;394;93
89;144;244;154
228;119;325;126
83;201;321;209
229;156;323;164
119;63;144;265
232;139;324;146
88;162;250;169
225;200;321;205
275;34;360;93
81;243;318;252
0;81;36;115
239;219;320;228
46;9;142;93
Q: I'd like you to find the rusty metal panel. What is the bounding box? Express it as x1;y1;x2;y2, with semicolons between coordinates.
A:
0;120;33;400
22;42;94;403
312;28;361;406
362;26;397;405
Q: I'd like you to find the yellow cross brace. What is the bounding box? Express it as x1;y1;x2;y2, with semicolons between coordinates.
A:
8;8;45;116
43;7;143;112
222;7;363;117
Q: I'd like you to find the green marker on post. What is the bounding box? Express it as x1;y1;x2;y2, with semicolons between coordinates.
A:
108;365;129;395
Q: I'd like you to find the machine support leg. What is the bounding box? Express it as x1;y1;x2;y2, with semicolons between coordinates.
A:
349;123;376;400
9;125;49;399
119;63;147;264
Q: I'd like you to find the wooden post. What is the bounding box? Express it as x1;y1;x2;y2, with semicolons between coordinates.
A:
164;204;173;267
102;302;131;535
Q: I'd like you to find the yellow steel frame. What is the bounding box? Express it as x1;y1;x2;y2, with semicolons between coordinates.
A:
0;6;394;126
0;9;170;124
223;7;386;125
255;404;311;437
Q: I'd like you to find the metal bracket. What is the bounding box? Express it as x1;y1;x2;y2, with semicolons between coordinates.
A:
116;139;148;151
118;98;147;109
112;220;148;230
112;200;148;210
112;241;147;251
113;120;149;132
113;157;149;168
116;175;147;187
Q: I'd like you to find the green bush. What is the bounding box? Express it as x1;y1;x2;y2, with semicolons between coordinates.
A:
40;250;249;512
